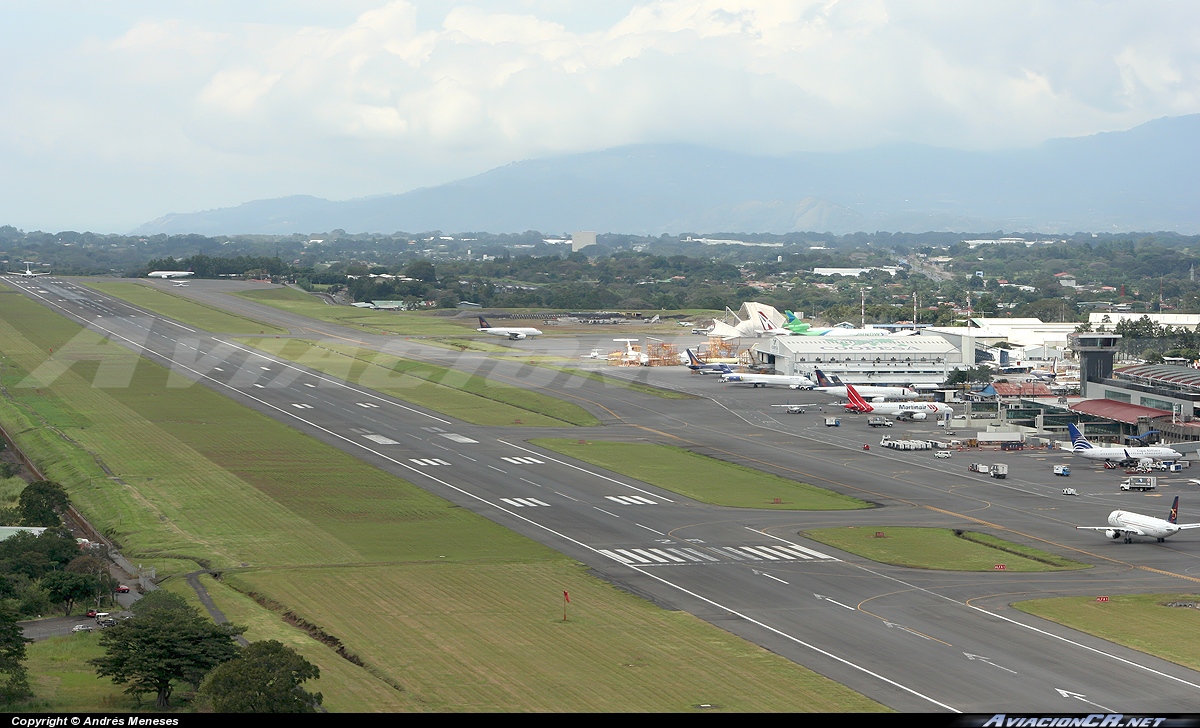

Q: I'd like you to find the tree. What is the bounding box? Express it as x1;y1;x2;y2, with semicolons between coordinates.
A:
41;571;94;616
199;640;322;713
0;603;31;704
17;480;69;527
91;604;244;708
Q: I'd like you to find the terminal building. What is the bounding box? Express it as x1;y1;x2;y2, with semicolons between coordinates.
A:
753;334;961;387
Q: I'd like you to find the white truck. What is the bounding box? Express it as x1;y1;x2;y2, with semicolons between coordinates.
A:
968;463;990;474
989;464;1008;479
1120;475;1157;491
867;416;893;428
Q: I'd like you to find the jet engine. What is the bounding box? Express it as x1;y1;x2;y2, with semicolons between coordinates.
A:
907;412;928;421
510;333;527;340
1105;530;1122;540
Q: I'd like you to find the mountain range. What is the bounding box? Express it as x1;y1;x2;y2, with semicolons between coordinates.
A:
135;114;1200;236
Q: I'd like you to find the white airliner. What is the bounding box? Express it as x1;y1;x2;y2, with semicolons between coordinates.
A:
8;263;50;277
476;316;542;340
147;271;194;279
613;339;649;365
842;384;953;421
719;372;815;389
1077;496;1200;543
811;369;919;401
1066;423;1182;463
755;312;797;337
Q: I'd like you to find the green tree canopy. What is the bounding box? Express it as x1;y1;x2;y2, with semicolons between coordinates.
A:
0;603;31;703
41;571;93;616
200;640;322;713
17;480;69;527
91;603;244;708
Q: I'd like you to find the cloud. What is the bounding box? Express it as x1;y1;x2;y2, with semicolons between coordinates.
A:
0;1;1198;230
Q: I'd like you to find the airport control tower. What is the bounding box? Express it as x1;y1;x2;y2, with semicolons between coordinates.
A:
1069;332;1122;399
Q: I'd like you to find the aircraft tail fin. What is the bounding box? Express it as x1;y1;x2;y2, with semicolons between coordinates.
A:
685;348;702;367
813;368;834;387
844;384;873;412
477;316;491;329
1067;423;1092;450
1170;496;1180;524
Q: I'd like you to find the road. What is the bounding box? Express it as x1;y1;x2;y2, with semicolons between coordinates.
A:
8;275;1200;712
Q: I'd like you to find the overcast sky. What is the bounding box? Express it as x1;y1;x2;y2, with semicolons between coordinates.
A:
2;1;1197;232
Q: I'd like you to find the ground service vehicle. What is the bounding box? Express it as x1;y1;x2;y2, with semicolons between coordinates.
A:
868;416;893;428
1121;476;1157;491
968;463;989;473
990;464;1008;479
935;451;952;459
1062;488;1078;496
825;417;841;427
1054;465;1071;476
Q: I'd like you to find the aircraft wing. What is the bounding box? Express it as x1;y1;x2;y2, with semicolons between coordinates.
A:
1076;526;1148;536
1176;523;1200;530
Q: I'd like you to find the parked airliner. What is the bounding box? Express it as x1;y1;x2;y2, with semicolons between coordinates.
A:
842;384;952;421
1067;423;1182;463
811;369;919;400
1077;496;1200;543
718;371;815;389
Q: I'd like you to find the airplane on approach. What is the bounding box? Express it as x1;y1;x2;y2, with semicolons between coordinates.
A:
842;384;953;421
1077;496;1200;543
8;263;50;277
147;271;194;279
811;369;919;401
683;348;733;375
477;317;543;340
1066;423;1182;463
719;371;815;389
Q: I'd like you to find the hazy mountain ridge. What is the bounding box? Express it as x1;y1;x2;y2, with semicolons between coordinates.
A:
135;115;1200;236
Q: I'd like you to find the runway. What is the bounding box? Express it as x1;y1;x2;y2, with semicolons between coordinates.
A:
9;275;1200;712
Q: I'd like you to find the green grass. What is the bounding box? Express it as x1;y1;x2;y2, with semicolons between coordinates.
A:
83;281;286;334
21;632;142;712
227;562;887;712
803;527;1091;571
0;286;886;711
518;360;696;400
237;337;601;427
1014;594;1200;672
418;338;515;353
234;288;477;336
530;440;867;510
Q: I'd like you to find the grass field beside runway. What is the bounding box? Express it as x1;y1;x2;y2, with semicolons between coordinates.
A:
83;281;287;334
803;527;1090;571
238;337;601;427
0;292;550;567
530;440;868;510
0;286;886;711
234;287;475;336
227;562;887;712
1013;593;1200;672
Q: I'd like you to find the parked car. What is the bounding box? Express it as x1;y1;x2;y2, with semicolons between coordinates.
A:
115;585;130;593
85;609;99;618
71;624;93;633
934;451;953;459
97;618;117;627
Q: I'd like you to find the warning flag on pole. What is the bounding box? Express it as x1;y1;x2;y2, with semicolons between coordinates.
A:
563;591;570;603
